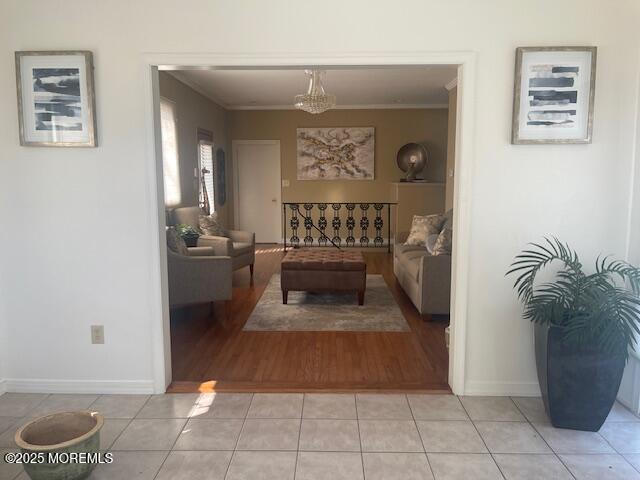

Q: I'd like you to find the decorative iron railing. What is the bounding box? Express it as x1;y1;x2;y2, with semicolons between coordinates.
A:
283;202;396;253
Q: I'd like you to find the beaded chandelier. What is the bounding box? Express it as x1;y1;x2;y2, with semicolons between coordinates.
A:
294;70;336;114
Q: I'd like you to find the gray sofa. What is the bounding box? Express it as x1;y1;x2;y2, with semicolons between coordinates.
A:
166;245;232;307
171;206;256;277
393;210;452;315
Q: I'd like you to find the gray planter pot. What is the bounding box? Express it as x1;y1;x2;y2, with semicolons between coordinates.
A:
15;411;104;480
535;322;625;431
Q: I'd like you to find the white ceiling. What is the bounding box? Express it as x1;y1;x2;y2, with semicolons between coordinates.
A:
168;66;457;110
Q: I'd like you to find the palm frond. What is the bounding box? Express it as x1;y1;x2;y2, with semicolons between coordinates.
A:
508;237;640;359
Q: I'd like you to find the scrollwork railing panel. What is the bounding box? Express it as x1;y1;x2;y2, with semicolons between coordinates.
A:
283;202;395;253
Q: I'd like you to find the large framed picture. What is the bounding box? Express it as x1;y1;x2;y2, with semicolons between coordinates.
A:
512;47;596;144
15;51;97;147
297;127;375;180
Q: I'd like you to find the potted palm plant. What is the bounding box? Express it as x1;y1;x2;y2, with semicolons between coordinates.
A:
508;237;640;431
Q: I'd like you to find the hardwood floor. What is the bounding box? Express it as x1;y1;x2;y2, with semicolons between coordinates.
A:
167;245;450;393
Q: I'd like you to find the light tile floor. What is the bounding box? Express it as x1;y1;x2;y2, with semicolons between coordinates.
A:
0;392;639;479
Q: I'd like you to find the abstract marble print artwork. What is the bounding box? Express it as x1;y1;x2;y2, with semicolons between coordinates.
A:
297;127;375;180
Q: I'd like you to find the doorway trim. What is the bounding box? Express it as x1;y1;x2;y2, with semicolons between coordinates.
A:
232;139;282;239
142;52;477;395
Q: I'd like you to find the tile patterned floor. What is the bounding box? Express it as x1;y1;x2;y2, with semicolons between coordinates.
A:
0;392;639;479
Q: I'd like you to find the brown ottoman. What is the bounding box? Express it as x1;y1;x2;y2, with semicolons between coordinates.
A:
281;249;367;305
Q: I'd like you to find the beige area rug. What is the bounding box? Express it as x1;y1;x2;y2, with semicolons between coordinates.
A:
243;274;410;332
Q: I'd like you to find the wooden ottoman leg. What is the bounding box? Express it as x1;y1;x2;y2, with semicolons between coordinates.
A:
283;290;288;304
358;290;365;306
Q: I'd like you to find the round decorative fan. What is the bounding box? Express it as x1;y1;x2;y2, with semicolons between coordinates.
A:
396;143;429;181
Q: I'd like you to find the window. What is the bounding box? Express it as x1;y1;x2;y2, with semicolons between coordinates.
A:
160;97;181;206
198;140;215;214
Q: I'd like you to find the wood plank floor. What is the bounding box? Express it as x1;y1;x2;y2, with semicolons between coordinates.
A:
167;245;450;393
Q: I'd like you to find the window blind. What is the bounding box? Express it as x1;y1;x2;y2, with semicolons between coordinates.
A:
198;140;215;214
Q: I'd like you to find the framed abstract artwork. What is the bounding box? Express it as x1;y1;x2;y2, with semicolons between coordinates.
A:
512;47;597;144
15;51;97;147
297;127;375;180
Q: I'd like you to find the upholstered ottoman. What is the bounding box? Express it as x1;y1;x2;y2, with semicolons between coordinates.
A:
281;249;367;305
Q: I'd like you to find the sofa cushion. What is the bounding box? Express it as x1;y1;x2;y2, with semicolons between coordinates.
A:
404;214;444;246
233;241;254;256
394;243;428;259
172;206;201;229
398;250;427;282
199;213;229;237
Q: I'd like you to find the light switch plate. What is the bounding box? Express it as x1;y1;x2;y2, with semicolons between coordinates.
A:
282;179;290;187
91;325;104;344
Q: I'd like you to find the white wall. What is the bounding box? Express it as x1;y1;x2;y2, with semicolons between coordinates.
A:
618;73;640;413
1;0;639;395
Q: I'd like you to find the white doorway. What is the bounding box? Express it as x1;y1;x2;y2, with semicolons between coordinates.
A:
233;140;282;243
145;53;476;394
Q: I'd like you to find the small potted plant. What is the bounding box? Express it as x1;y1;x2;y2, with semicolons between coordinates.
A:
175;224;200;247
508;237;640;431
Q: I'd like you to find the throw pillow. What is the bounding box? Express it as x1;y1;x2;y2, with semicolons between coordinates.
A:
404;214;444;246
441;209;454;230
425;233;439;254
166;227;189;256
199;213;229;237
433;227;453;256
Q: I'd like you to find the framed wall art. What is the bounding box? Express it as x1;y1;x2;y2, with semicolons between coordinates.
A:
512;47;596;144
297;127;375;180
15;50;97;147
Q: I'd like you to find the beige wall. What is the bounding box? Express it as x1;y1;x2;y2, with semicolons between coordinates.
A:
445;86;457;211
159;72;231;224
228;109;448;206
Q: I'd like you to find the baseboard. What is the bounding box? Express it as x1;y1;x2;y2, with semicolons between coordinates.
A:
4;378;155;395
464;380;541;397
0;379;6;395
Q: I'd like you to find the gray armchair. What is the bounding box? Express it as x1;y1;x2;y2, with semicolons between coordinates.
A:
172;206;256;277
166;246;232;307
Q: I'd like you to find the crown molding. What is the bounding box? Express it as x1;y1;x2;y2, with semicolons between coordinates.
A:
166;71;450;111
445;78;458;91
228;103;448;111
165;71;229;109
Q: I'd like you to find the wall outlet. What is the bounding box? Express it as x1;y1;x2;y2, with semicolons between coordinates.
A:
91;325;105;344
282;179;290;187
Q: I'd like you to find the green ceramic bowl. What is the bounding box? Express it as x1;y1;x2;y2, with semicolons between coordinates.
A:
15;411;104;480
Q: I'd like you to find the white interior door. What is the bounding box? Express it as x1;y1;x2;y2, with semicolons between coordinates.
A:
233;140;281;243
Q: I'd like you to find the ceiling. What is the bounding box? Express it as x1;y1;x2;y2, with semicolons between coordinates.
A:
168;66;457;110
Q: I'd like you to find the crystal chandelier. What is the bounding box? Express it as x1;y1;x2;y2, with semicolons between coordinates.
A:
294;70;336;114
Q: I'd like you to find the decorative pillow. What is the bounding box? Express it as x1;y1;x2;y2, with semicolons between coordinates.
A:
441;209;454;230
433;227;453;256
166;227;189;256
425;233;439;254
404;214;444;246
199;213;229;237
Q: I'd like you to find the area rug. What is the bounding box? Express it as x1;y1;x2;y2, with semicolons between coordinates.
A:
243;274;410;332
